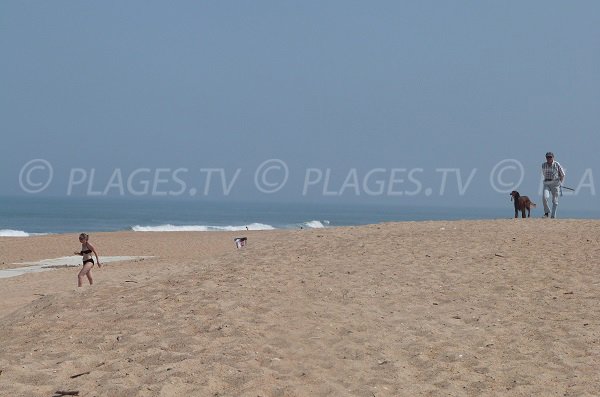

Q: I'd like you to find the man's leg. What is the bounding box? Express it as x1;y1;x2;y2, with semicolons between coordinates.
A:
542;185;551;216
550;185;559;218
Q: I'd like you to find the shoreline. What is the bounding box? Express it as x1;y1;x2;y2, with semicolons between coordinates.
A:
4;195;600;238
1;217;598;268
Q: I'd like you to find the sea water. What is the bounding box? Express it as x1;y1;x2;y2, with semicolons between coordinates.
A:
0;196;598;237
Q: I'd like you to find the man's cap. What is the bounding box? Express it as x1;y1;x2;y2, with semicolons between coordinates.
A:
545;152;554;158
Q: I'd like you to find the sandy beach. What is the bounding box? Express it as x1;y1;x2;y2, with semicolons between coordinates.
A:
1;219;599;396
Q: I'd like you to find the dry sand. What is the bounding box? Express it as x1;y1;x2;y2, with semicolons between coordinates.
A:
0;220;599;396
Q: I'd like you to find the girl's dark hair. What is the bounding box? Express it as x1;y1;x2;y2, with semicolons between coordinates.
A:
79;233;89;240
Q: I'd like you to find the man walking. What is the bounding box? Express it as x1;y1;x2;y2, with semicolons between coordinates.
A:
541;152;565;218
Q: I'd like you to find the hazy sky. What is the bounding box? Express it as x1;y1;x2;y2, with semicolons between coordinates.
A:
1;1;599;208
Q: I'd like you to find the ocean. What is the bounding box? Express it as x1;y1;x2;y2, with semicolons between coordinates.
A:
1;196;598;237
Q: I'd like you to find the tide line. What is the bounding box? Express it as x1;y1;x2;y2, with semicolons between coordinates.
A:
0;256;154;279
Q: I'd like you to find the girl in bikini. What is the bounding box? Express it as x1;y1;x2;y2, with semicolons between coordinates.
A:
74;233;101;287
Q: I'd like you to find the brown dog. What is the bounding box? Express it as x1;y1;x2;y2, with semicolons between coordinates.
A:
510;191;536;218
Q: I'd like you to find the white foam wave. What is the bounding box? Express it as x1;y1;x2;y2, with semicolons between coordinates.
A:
302;220;330;229
0;229;29;237
210;223;275;231
0;229;48;237
132;224;209;232
132;223;275;232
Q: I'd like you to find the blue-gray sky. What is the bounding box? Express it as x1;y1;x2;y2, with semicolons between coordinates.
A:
1;1;599;208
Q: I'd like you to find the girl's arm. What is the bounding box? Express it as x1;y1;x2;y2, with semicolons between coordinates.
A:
88;242;101;267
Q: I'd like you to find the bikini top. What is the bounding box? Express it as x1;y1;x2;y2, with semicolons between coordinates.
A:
80;249;92;255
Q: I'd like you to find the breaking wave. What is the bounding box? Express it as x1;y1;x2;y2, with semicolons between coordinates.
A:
302;220;330;229
0;229;48;237
132;223;276;232
132;220;330;232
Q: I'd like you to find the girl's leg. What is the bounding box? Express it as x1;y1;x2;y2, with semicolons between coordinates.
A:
78;263;94;287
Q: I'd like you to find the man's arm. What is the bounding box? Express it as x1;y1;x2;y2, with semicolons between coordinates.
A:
558;163;565;183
